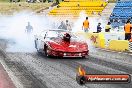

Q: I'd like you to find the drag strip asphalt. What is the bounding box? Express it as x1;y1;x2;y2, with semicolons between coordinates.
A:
0;40;132;88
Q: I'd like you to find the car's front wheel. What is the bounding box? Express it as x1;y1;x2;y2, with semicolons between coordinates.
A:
44;45;50;57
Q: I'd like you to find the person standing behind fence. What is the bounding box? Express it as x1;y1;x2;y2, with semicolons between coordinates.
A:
66;20;72;31
105;22;111;32
124;20;132;40
58;21;67;30
26;22;33;34
97;23;102;33
82;17;90;32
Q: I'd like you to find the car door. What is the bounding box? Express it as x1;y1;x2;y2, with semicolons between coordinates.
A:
35;31;47;50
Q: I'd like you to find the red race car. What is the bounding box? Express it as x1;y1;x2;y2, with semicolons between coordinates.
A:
34;29;89;58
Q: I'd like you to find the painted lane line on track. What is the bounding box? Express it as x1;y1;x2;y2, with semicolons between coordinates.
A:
10;55;60;88
0;48;51;88
0;48;23;88
96;48;132;56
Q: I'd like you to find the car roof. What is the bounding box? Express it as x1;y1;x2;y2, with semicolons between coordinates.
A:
42;29;68;32
48;29;67;31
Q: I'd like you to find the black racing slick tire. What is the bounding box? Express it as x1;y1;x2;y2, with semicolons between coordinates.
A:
37;49;41;54
34;40;37;49
83;55;89;59
44;45;50;57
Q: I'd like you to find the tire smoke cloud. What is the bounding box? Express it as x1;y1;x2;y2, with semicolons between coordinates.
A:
0;11;105;52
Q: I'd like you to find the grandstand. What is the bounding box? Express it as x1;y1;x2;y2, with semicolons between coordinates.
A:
110;0;132;28
48;0;108;17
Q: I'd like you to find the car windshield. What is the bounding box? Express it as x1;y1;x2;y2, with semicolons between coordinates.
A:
46;31;59;38
46;30;77;38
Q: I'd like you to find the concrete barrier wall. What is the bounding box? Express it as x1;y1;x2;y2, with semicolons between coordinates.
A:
87;32;130;52
108;40;129;51
76;31;131;52
75;32;105;48
87;33;105;48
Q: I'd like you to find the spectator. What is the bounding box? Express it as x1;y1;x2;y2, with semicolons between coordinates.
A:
110;13;115;17
66;20;72;31
77;2;80;7
98;12;101;16
124;20;132;40
82;17;90;32
101;3;104;7
128;18;132;23
57;5;60;8
105;22;111;32
25;22;33;33
117;18;120;23
58;21;67;30
110;19;113;23
97;23;102;33
92;11;94;15
122;19;126;23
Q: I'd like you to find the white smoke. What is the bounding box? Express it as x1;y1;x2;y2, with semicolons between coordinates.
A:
72;11;107;32
0;12;55;52
0;11;107;53
71;11;107;53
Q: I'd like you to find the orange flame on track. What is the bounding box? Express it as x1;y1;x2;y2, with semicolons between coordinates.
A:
78;66;86;76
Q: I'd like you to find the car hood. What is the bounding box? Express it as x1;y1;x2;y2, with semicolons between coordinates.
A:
46;38;88;52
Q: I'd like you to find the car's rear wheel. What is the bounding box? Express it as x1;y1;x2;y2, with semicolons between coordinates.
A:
37;49;41;53
34;40;37;49
82;56;86;59
35;39;41;54
83;55;89;59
